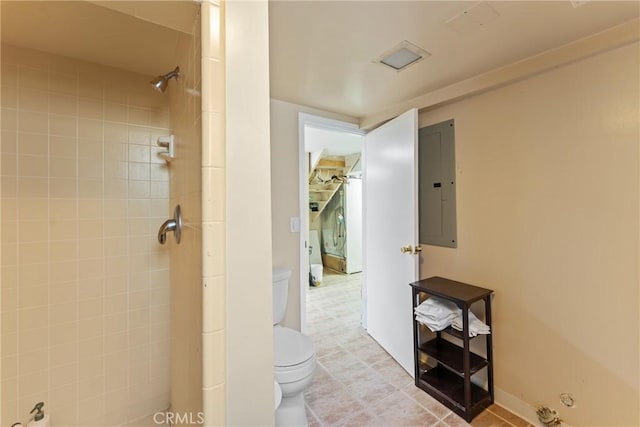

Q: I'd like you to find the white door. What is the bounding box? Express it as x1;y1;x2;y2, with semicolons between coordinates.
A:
364;108;419;375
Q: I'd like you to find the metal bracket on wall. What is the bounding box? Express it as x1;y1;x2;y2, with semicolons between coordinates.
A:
157;134;175;163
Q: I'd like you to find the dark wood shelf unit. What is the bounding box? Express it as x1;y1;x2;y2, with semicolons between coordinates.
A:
410;276;494;422
419;338;488;376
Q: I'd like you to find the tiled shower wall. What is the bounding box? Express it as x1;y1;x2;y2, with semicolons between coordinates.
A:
0;45;171;426
166;8;205;422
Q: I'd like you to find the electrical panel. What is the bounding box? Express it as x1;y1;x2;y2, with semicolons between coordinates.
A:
419;119;457;248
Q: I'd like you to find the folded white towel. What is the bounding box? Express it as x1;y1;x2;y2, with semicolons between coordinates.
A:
451;310;490;337
414;297;460;331
415;297;459;318
415;312;458;332
414;297;491;337
451;324;490;337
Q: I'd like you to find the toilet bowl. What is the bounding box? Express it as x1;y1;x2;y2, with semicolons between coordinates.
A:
274;381;282;410
273;268;316;427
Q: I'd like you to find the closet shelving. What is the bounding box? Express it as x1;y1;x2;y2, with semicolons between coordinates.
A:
308;183;340;223
410;276;494;422
308;155;358;223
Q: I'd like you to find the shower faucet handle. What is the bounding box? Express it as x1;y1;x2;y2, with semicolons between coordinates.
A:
158;205;182;244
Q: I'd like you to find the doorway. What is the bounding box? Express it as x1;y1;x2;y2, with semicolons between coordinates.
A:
297;114;364;333
298;113;433;425
299;109;421;377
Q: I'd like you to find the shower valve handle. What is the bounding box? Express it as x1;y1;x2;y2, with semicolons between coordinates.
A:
158;205;182;245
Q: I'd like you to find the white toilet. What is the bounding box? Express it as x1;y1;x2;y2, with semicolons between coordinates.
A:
273;268;316;426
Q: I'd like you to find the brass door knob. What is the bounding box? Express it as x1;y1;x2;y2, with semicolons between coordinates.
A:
413;245;422;254
400;245;413;254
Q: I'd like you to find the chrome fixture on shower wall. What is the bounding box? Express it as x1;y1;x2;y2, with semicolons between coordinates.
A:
150;66;180;93
157;134;175;163
158;205;182;244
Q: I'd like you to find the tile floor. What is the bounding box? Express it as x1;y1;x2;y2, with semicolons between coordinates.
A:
305;271;531;427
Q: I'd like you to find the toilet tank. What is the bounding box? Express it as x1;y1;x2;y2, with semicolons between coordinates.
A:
272;268;291;325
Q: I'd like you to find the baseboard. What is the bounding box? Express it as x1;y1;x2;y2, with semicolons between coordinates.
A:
495;388;540;426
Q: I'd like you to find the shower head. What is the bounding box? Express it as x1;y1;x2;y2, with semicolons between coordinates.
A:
150;66;180;93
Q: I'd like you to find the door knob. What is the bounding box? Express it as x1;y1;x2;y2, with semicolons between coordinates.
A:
413;245;422;254
400;245;413;254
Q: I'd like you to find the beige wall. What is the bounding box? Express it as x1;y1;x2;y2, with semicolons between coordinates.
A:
0;45;171;426
269;99;356;330
166;9;204;425
418;42;639;425
225;1;274;424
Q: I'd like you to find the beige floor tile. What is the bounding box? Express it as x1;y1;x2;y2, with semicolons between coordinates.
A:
308;391;365;426
335;410;387;427
340;367;397;405
371;357;414;389
401;383;452;419
370;390;440;427
306;406;323;427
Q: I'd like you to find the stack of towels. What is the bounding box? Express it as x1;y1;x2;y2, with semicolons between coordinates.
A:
414;297;491;337
414;298;459;332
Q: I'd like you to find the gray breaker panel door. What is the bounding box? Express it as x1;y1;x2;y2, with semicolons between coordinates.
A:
419;119;457;248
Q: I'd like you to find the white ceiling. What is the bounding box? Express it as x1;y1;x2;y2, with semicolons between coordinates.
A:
269;1;640;119
305;126;363;156
0;1;199;77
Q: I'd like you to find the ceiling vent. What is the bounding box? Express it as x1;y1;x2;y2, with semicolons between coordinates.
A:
374;41;431;72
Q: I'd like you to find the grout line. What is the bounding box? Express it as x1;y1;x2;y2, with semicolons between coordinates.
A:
304;403;323;427
397;386;450;421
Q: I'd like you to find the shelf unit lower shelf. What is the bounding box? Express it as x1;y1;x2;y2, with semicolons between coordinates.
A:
419;337;488;376
417;365;491;420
